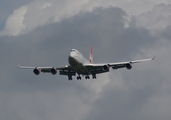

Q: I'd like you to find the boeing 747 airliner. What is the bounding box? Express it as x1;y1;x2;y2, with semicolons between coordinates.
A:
18;47;155;80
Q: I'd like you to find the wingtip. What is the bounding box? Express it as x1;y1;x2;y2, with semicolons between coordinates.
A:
152;56;156;60
18;64;20;68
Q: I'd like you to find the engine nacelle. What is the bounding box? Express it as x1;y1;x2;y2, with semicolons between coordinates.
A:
33;68;40;75
51;68;57;75
102;65;110;71
125;63;132;70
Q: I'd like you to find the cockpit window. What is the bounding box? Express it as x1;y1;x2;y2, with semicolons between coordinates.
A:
71;49;76;52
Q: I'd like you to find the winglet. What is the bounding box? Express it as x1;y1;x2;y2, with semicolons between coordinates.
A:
18;64;20;68
152;56;156;60
89;46;93;63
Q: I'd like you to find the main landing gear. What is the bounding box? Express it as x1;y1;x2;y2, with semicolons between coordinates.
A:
85;75;90;79
68;75;72;81
77;75;81;80
68;74;97;80
92;74;96;79
77;75;91;80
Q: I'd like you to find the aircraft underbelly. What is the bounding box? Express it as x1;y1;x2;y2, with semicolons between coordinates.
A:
68;56;89;75
76;67;89;75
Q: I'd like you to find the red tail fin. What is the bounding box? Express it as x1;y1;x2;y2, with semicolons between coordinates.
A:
89;46;93;63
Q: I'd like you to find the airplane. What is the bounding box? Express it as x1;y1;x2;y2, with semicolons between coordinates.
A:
18;46;155;80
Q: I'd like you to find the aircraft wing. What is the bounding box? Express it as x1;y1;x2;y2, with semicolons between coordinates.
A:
109;56;155;69
18;56;155;76
18;64;52;69
84;56;155;74
18;64;76;76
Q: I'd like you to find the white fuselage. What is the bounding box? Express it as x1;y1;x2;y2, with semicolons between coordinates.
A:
68;49;89;75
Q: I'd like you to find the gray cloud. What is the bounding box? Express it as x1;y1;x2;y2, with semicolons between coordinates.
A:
2;0;171;36
0;6;170;120
0;0;32;30
136;3;171;33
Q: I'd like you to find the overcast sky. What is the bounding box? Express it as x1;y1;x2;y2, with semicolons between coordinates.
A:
0;0;171;120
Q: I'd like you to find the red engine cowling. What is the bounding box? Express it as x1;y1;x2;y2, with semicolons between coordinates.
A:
51;68;57;75
125;63;132;70
102;65;110;71
33;68;40;75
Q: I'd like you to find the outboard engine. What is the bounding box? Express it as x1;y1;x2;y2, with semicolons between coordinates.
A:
51;67;57;75
102;65;110;71
33;68;40;75
125;63;132;70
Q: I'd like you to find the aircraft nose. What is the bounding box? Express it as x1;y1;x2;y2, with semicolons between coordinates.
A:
68;51;75;64
69;51;73;57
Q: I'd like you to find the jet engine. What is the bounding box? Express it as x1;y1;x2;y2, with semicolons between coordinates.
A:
51;68;57;75
125;63;132;70
102;65;110;71
33;68;40;75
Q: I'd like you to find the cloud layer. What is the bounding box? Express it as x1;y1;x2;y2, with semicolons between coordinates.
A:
1;0;171;36
0;0;171;120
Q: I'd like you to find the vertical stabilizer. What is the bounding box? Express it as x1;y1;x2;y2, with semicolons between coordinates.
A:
89;46;93;63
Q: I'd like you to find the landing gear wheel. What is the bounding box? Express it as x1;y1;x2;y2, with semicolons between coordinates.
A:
85;75;90;79
77;76;81;80
92;74;96;79
68;75;72;81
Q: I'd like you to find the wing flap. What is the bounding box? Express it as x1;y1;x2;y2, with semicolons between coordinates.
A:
111;64;126;69
83;64;109;75
59;70;76;76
